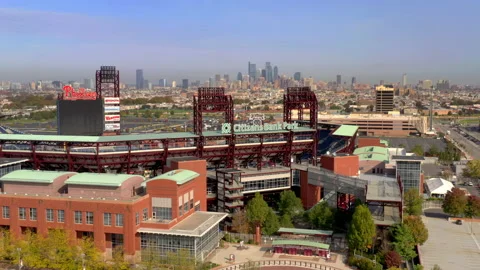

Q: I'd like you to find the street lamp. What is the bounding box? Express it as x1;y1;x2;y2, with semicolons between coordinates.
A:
17;248;22;270
81;253;85;270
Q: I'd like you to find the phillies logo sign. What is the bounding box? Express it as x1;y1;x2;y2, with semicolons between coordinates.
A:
62;85;97;100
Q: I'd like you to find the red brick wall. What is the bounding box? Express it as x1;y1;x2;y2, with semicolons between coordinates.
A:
299;170;321;208
358;137;385;148
358;160;385;174
321;155;359;176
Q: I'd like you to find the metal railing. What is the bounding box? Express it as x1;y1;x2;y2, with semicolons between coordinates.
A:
214;260;343;270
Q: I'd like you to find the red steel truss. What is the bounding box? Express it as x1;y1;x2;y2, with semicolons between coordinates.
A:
283;87;318;165
96;66;120;99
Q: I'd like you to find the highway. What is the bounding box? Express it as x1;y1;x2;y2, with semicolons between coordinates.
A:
434;122;480;160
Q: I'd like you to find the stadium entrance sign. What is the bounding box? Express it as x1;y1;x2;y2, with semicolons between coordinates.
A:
221;122;299;134
62;86;97;100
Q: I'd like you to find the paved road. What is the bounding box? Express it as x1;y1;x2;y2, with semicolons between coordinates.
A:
420;209;480;270
435;123;480;159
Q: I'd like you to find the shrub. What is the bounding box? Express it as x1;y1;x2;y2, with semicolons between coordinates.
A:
384;250;402;268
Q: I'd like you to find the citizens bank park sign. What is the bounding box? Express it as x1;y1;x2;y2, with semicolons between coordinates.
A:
221;122;299;134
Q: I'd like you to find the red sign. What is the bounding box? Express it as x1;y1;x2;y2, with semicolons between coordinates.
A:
62;85;97;100
104;97;120;105
105;115;120;122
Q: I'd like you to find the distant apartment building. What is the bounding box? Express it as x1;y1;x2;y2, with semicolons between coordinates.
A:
422;80;433;90
182;79;189;89
336;75;341;85
159;79;167;87
294;72;302;81
136;69;144;89
375;85;395;113
436;80;450;91
402;73;407;87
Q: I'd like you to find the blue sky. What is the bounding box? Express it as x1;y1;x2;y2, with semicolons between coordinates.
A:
0;0;479;84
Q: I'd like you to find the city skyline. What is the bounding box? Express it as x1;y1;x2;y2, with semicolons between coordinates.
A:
0;1;479;84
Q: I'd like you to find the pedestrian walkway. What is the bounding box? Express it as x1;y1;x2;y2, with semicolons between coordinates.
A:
207;243;352;270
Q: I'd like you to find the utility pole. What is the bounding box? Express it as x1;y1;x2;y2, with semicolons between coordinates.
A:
429;86;434;132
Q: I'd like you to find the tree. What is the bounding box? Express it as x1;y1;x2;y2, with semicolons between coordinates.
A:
427;145;439;156
246;193;270;228
431;264;442;270
347;205;376;252
465;195;480;218
404;189;423;216
403;215;429;245
442;187;468;217
0;228;15;261
463;160;480;179
262;208;280;235
411;144;424;156
278;190;304;218
385;250;402;268
390;224;417;261
232;210;250;234
279;214;294;228
308;201;334;229
110;245;130;270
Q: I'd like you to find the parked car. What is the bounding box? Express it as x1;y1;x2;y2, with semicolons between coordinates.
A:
456;219;463;225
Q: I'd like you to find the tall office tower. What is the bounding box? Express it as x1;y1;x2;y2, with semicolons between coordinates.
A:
336;75;341;85
422;80;433;90
375;85;395;113
293;72;301;81
273;66;278;81
209;77;214;87
256;69;261;80
83;78;94;89
147;82;153;90
237;72;243;81
402;73;407;87
171;81;176;88
223;74;230;83
380;80;385;85
159;79;167;87
265;62;273;83
248;62;256;82
351;77;356;87
144;80;149;89
436;79;450;91
261;69;267;79
182;79;189;89
214;74;221;85
136;69;144;89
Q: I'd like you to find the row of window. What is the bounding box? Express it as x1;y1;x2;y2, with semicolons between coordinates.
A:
1;206;123;227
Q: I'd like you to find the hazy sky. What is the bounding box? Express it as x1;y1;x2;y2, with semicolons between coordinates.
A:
0;0;479;85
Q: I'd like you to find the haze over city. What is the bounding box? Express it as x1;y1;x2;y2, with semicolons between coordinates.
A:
1;0;479;84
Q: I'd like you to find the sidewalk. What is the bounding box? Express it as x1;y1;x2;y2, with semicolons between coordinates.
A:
207;244;352;269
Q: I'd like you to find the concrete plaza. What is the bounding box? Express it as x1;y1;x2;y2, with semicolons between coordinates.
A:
419;210;480;270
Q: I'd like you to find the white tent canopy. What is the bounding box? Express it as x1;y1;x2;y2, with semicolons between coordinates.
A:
425;178;454;197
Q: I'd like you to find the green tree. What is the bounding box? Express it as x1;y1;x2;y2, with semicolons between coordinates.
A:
390;224;417;261
154;111;162;118
109;245;130;270
246;193;270;228
427;145;439;156
279;214;294;228
347;205;376;252
170;110;175;116
403;215;429;245
411;144;424;156
278;190;304;218
463;160;480;179
431;264;442;270
308;201;334;229
464;195;480;218
404;188;423;216
442;187;468;217
262;208;280;235
0;228;15;260
232;210;250;234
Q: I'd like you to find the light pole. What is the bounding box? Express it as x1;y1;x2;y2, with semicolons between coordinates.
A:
81;253;86;270
17;247;22;270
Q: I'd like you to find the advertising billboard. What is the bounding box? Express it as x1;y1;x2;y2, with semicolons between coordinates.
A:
57;99;104;136
104;106;120;113
105;115;120;122
104;97;120;105
105;123;121;131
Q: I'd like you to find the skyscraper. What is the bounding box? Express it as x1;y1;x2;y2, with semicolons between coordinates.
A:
294;72;301;81
273;66;278;81
261;69;266;79
223;74;230;83
375;85;395;113
237;72;243;81
402;73;407;87
83;78;94;89
248;62;256;82
209;77;214;87
182;79;189;89
159;79;167;87
351;77;356;87
136;69;144;89
265;62;273;83
336;75;341;85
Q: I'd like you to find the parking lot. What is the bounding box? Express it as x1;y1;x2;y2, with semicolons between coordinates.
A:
420;209;480;270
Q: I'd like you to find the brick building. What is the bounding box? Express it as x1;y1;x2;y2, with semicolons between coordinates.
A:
0;158;226;262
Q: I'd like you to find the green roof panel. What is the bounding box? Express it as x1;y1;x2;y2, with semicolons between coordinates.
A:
272;239;330;250
277;227;333;236
65;173;143;187
0;170;75;184
332;125;359;137
150;170;199;185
